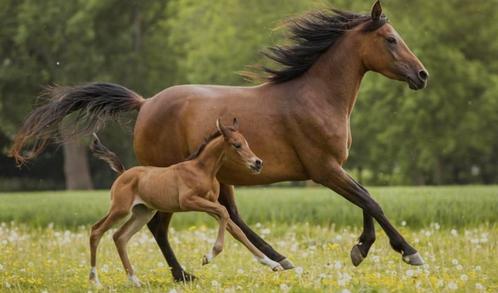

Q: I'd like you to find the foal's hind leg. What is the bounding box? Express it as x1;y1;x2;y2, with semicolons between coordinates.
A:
113;204;156;287
89;209;129;286
225;219;283;271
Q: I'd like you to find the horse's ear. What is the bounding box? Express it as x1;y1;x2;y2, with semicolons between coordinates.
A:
232;117;239;131
216;117;229;138
371;0;382;22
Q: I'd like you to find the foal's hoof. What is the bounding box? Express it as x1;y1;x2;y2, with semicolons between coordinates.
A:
402;252;425;266
279;258;295;270
173;271;197;283
202;255;210;266
128;275;142;287
350;244;365;267
89;278;102;288
272;264;284;272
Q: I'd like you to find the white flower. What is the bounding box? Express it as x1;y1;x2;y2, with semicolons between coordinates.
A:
448;281;458;290
401;221;407;226
474;265;481;271
211;280;219;287
279;284;290;292
405;269;415;277
237;268;244;274
340;289;351;293
456;264;463;271
295;266;304;276
451;259;459;265
157;262;164;268
334;261;343;270
0;263;3;271
168;289;178;293
372;255;380;263
475;283;485;290
41;290;49;293
460;274;468;282
450;229;458;236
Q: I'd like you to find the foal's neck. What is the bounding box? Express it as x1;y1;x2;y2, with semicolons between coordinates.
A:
194;136;226;177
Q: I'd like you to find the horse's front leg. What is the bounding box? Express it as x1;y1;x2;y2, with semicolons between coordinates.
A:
346;173;376;266
218;184;294;269
314;163;424;266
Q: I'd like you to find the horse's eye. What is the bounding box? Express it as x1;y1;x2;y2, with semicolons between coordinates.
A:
386;37;397;44
233;143;241;149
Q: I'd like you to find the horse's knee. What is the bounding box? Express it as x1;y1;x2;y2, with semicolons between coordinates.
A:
365;201;384;217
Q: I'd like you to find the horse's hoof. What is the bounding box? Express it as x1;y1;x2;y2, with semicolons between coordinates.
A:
202;255;209;266
272;264;284;272
279;258;295;270
350;244;365;267
402;252;424;266
173;271;197;283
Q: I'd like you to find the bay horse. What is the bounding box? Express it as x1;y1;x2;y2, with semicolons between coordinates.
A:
88;118;281;287
10;1;429;281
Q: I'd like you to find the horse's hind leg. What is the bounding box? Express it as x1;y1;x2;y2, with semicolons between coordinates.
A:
89;209;129;286
113;204;155;287
226;218;283;271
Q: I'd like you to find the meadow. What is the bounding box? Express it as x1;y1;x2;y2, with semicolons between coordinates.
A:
0;186;497;292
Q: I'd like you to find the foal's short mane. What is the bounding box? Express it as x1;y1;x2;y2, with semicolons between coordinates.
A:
185;131;222;161
262;9;387;83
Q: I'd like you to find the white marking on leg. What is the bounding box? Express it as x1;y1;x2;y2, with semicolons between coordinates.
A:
257;256;283;271
89;267;102;286
128;274;142;287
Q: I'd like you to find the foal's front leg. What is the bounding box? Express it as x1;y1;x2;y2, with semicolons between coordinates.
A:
180;195;229;264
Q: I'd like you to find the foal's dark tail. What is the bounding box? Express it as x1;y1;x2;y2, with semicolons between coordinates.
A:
9;82;144;166
89;133;125;175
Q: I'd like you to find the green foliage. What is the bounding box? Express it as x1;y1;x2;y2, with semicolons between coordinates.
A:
0;186;496;229
0;0;497;187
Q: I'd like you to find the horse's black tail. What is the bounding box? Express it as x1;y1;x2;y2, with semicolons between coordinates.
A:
9;82;144;166
89;133;125;175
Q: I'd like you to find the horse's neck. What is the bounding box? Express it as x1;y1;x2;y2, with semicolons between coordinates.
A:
195;136;226;177
293;38;366;116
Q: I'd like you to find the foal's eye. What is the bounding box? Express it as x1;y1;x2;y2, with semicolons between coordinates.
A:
386;36;397;45
233;143;241;149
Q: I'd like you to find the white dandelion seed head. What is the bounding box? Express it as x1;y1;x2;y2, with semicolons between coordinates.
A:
475;283;485;290
295;266;304;276
448;281;458;290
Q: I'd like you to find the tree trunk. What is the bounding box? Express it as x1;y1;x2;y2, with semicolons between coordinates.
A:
62;139;93;190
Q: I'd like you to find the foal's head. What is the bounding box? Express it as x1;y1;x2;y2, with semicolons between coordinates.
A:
357;1;429;90
216;118;263;174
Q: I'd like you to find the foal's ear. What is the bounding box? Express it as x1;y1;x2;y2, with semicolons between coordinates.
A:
216;117;229;138
371;0;382;22
232;117;239;131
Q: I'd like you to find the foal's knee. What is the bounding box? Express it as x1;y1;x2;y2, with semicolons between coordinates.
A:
213;243;224;255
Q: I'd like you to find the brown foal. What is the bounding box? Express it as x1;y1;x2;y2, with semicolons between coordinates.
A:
88;118;282;287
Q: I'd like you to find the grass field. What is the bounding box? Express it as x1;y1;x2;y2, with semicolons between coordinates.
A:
0;186;497;292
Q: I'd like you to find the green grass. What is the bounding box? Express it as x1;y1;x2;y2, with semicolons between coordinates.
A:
0;186;497;229
0;186;497;292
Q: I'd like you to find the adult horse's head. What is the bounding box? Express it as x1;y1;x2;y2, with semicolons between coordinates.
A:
264;0;429;90
358;1;429;90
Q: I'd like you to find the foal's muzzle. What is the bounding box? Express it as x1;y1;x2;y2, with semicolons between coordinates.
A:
249;159;263;174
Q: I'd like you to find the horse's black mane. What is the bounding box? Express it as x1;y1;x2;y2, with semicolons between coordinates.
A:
263;9;387;83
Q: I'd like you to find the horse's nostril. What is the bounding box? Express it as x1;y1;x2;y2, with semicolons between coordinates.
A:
255;159;263;168
418;70;429;81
